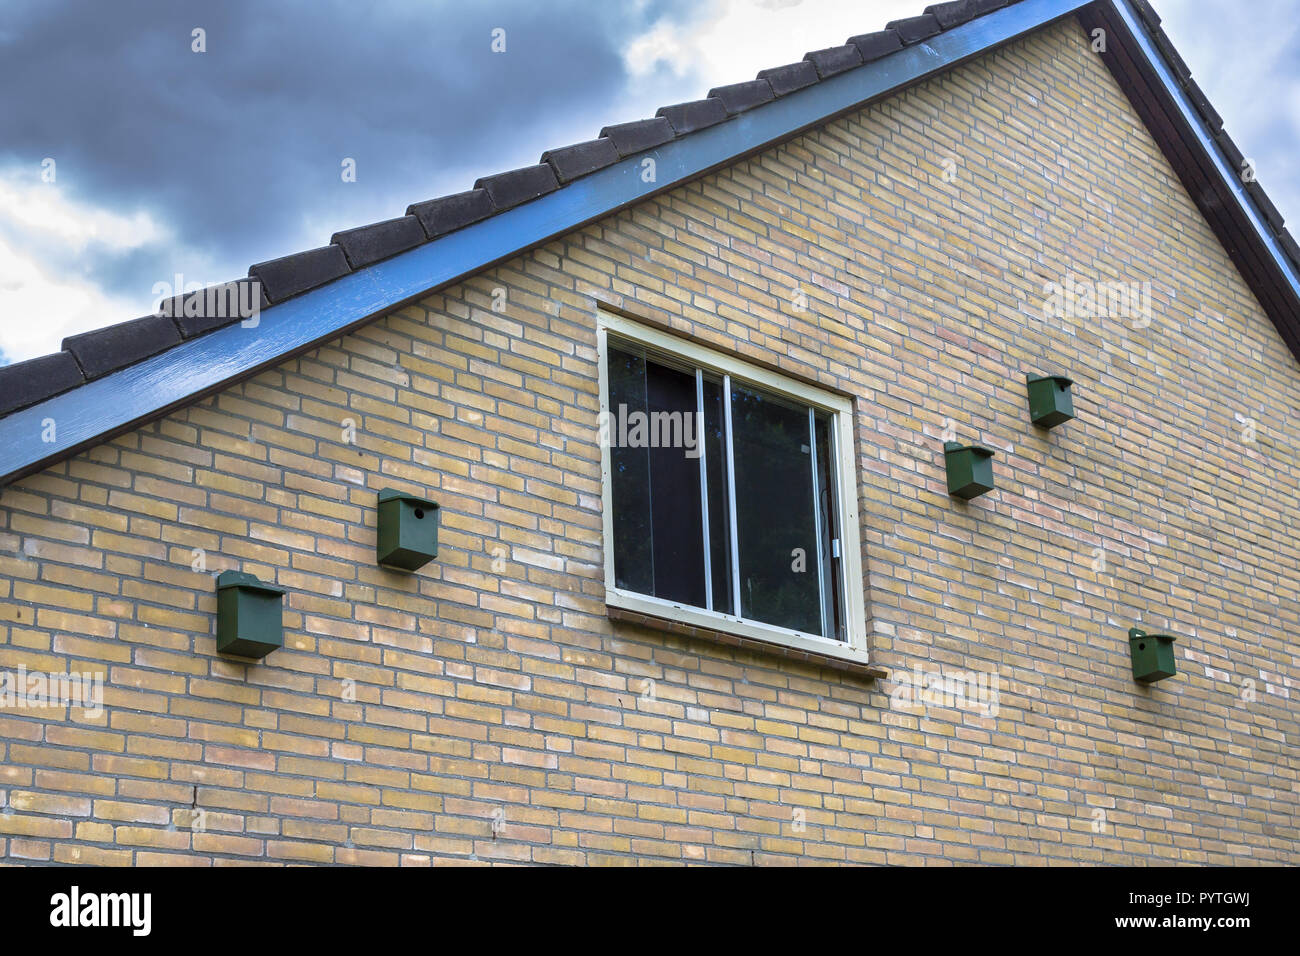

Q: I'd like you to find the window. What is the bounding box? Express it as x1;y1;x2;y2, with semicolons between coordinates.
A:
597;312;869;665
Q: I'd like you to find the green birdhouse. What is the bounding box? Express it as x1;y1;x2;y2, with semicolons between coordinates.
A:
216;570;286;659
1129;627;1177;683
944;441;996;500
377;488;440;571
1026;373;1075;428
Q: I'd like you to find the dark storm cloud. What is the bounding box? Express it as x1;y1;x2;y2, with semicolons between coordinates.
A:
0;0;701;306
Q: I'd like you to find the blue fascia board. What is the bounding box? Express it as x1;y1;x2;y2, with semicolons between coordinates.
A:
0;0;1091;487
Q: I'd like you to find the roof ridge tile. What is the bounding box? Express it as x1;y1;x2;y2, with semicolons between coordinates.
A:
1149;25;1191;83
1278;229;1300;267
1132;0;1162;29
924;1;1010;30
406;188;495;239
61;313;183;381
331;215;426;269
159;277;268;339
1184;77;1223;131
707;78;776;115
541;138;621;184
474;163;560;211
1245;180;1286;234
1213;128;1247;179
886;13;943;44
802;44;863;79
847;30;904;63
755;60;819;96
599;118;675;158
656;97;729;135
0;351;85;417
248;244;351;304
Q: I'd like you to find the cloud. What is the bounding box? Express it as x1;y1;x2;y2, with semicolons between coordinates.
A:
620;0;923;85
0;176;166;250
0;171;190;361
0;235;161;364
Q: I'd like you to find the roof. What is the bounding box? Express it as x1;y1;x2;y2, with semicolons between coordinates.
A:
1;0;1297;487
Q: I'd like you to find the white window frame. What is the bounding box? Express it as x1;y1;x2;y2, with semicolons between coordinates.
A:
596;310;870;667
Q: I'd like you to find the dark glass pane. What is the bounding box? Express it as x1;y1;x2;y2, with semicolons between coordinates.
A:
607;346;653;596
702;376;732;615
814;411;844;641
606;343;706;609
644;360;706;608
730;384;822;635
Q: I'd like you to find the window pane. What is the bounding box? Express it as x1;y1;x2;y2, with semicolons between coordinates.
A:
730;384;823;635
644;359;706;607
607;347;653;596
606;344;706;609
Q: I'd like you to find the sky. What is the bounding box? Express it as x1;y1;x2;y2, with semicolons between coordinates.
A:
0;0;1296;366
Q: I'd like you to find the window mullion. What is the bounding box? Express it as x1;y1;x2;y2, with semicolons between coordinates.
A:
825;417;844;640
642;361;655;598
722;374;742;617
696;369;713;612
808;407;828;640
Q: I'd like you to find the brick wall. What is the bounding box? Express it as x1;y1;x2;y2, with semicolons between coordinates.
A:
1;19;1297;865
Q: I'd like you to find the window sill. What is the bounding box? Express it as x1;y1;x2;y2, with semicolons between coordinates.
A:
606;597;887;680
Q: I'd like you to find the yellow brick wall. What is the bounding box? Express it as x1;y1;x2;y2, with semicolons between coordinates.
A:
2;19;1298;865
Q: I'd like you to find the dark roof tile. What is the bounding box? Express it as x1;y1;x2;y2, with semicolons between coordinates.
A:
707;79;775;115
62;314;182;381
1185;78;1222;131
599;118;675;158
1278;229;1300;268
541;138;620;184
847;30;903;63
331;215;426;269
924;1;1008;30
474;163;560;211
1132;0;1162;28
407;189;495;239
656;97;729;135
803;44;863;79
1150;26;1191;84
1245;180;1286;233
886;13;942;44
249;245;351;304
1213;129;1246;179
756;60;819;97
0;351;85;416
160;278;268;338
